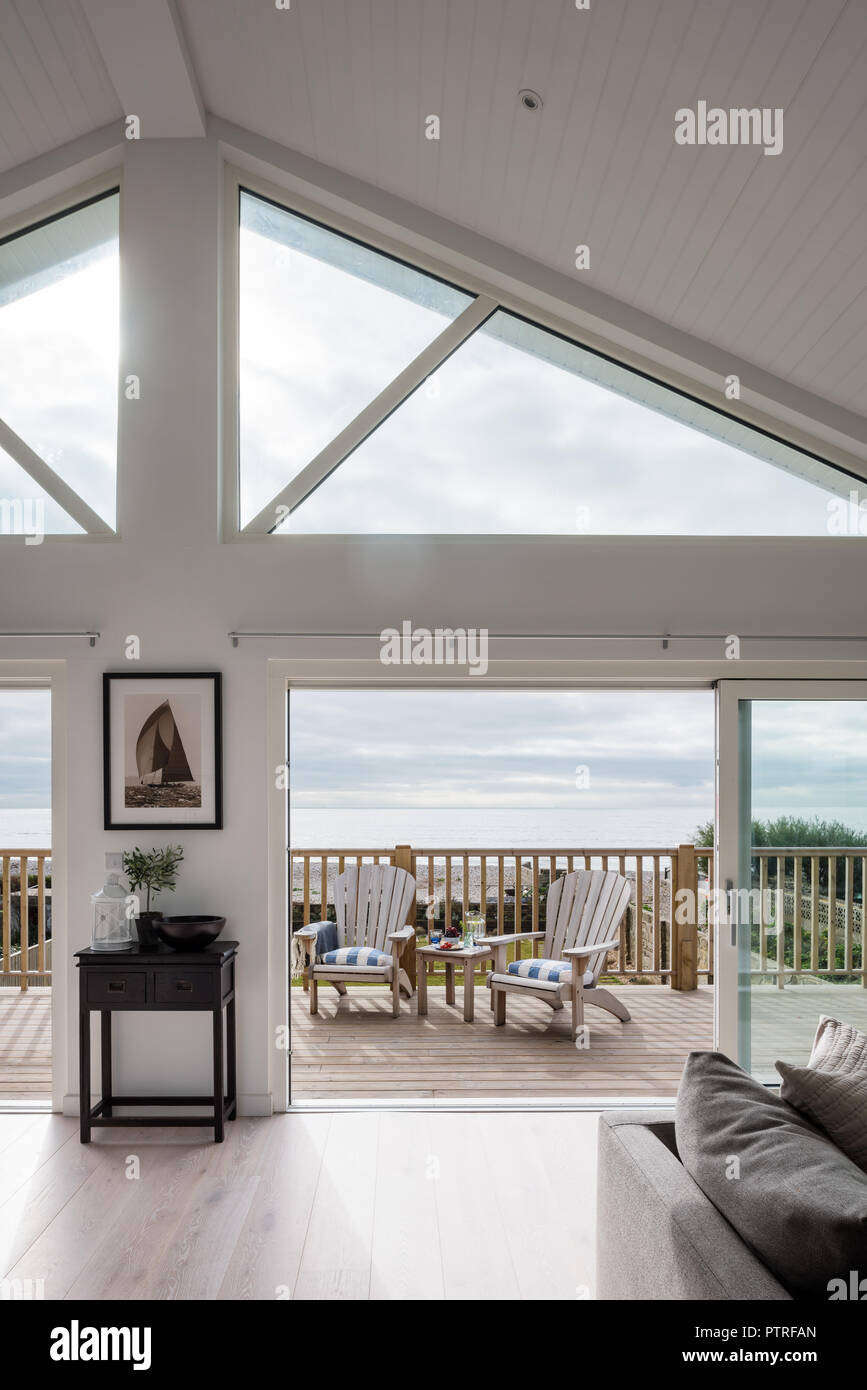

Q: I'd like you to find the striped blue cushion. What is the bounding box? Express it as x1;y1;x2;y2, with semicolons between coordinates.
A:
507;957;572;983
322;946;392;967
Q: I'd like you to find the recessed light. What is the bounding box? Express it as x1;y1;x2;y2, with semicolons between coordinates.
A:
518;89;543;113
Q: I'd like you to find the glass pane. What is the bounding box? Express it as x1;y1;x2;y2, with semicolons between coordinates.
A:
239;190;472;526
0;447;83;535
739;700;867;1080
288;307;855;535
0;192;119;530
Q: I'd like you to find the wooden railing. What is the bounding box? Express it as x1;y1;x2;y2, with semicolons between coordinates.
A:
289;843;715;989
0;851;51;991
749;847;865;988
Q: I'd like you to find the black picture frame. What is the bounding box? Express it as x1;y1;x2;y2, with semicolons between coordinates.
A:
103;672;223;830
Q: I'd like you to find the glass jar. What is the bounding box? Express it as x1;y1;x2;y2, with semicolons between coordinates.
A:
463;913;485;948
91;871;134;951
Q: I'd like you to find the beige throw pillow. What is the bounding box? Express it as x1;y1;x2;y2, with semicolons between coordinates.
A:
776;1016;867;1173
806;1015;867;1074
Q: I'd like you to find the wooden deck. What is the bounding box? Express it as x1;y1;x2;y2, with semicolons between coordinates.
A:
291;983;715;1100
750;980;867;1079
0;988;52;1102
3;981;864;1107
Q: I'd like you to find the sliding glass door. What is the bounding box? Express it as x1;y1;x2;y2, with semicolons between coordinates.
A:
717;682;867;1078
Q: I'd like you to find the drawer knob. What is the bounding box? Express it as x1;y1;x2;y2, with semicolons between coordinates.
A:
175;980;193;991
108;981;125;993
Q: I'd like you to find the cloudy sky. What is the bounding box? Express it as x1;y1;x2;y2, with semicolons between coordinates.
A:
239;193;843;537
0;690;51;808
290;689;716;811
290;689;867;823
3;687;867;843
0;195;118;532
750;700;867;823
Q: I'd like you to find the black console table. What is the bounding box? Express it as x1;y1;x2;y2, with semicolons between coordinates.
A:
75;941;238;1143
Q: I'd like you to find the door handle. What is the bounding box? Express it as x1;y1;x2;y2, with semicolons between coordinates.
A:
726;880;736;946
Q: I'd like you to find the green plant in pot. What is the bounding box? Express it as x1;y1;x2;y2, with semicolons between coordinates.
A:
122;845;184;946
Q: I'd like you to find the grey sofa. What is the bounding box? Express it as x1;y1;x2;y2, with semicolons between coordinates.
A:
596;1111;792;1300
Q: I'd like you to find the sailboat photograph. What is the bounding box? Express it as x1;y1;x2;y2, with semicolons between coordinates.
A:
125;695;202;809
104;673;221;829
136;700;194;786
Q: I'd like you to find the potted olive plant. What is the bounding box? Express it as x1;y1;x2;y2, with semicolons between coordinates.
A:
122;845;184;946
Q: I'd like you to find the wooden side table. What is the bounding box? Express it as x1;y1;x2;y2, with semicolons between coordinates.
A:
75;940;238;1143
416;943;492;1022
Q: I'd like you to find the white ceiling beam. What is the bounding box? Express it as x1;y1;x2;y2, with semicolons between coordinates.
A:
81;0;205;138
0;125;122;223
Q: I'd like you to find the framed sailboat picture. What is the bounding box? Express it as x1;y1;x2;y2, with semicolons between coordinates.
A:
103;673;222;829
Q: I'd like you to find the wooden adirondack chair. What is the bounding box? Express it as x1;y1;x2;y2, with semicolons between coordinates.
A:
483;869;632;1042
295;864;417;1018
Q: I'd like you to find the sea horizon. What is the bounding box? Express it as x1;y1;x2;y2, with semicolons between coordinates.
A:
5;803;866;854
289;805;711;849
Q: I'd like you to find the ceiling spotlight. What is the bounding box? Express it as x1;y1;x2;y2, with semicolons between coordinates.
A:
518;89;543;113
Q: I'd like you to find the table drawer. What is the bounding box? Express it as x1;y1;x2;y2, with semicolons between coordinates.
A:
153;970;215;1005
86;971;147;1006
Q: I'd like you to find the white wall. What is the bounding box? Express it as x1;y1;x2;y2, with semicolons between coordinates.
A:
0;135;866;1111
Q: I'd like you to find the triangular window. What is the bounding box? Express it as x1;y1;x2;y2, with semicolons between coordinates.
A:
285;310;856;536
0;447;84;536
236;192;862;538
0;190;119;535
239;189;475;527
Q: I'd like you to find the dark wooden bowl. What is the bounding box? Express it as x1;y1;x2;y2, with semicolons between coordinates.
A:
155;915;226;951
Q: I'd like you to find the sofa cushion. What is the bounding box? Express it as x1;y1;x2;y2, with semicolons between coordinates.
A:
806;1015;867;1075
775;1017;867;1173
776;1063;867;1174
676;1051;867;1299
597;1111;791;1301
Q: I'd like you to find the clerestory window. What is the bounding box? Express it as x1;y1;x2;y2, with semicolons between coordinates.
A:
0;189;120;538
235;185;862;538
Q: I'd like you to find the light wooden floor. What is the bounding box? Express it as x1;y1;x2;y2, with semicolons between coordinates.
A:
292;982;714;1099
0;989;51;1102
0;1110;598;1300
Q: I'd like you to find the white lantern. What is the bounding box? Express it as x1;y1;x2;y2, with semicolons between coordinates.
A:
91;863;133;951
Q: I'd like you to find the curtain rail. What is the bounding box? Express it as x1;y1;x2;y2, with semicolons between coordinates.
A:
229;630;867;646
0;630;99;645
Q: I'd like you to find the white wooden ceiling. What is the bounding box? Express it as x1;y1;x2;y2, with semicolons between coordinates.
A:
0;0;121;171
1;0;866;419
177;0;867;418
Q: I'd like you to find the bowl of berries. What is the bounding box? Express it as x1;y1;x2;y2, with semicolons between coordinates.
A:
437;925;462;950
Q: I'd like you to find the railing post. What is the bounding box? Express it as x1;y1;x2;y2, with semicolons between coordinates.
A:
293;852;308;992
19;855;28;993
394;844;417;991
37;852;46;981
2;853;10;982
672;844;698;991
